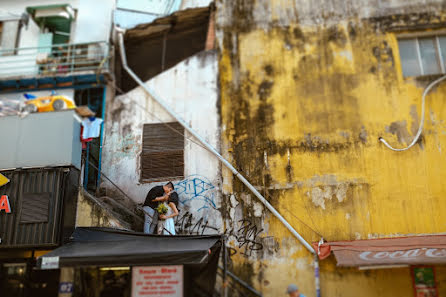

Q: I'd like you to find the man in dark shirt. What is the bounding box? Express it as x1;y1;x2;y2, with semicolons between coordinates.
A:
143;182;175;234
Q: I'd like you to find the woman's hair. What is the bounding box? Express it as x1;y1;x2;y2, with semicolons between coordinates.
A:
165;181;174;190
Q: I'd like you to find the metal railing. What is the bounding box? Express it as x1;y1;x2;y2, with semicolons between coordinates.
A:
0;41;110;79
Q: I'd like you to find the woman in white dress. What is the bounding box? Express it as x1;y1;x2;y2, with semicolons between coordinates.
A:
157;192;179;235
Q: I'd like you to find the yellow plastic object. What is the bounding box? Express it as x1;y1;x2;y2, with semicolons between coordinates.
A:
24;95;76;113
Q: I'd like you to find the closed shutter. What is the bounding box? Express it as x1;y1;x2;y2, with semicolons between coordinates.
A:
141;122;184;181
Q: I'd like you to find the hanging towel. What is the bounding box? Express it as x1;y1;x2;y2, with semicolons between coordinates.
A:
81;118;103;139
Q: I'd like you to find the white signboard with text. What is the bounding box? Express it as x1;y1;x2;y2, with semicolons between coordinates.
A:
132;265;183;297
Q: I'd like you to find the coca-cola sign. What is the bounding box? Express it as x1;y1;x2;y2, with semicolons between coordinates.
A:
360;248;446;261
315;235;446;267
334;248;446;267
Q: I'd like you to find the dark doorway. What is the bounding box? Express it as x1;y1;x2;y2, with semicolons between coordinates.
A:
0;262;60;297
74;87;105;194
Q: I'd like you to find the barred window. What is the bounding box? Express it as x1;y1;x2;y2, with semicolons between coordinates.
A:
141;122;184;181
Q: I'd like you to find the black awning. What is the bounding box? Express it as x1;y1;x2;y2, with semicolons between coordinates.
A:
38;227;222;268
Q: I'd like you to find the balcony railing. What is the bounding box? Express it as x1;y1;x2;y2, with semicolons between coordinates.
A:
0;41;110;79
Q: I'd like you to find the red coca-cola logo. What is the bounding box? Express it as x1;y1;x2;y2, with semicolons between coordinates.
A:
359;248;446;261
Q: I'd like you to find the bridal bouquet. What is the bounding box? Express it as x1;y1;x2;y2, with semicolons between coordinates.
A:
156;203;168;217
156;203;168;235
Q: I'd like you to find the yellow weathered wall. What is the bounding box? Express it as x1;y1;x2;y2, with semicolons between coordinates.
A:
76;189;127;229
218;2;446;296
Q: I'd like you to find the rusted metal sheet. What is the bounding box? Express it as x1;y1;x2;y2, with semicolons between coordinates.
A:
0;167;78;248
121;7;211;91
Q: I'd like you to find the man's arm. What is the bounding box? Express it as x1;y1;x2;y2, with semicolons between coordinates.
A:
152;194;169;202
152;189;173;202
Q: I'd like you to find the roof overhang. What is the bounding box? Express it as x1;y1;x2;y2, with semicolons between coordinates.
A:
0;13;23;22
26;4;75;33
27;4;75;20
124;6;210;41
37;227;222;269
314;235;446;268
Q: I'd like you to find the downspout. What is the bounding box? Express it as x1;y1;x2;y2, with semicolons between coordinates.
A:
116;30;321;296
96;87;107;188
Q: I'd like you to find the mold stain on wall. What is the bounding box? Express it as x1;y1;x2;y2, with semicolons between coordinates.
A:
216;1;446;296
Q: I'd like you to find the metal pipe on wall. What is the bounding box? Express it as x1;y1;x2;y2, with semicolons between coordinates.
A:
96;87;107;188
116;30;320;296
117;31;315;255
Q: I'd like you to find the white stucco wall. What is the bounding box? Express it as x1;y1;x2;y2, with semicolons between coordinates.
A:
0;0;114;78
73;0;115;43
101;50;221;233
0;0;114;46
179;0;213;10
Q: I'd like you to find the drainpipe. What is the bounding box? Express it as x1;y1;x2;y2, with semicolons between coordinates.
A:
314;255;321;297
116;30;321;296
96;87;107;188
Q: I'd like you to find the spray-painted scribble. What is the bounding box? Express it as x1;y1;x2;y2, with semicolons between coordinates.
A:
175;175;217;211
175;211;219;235
225;219;272;257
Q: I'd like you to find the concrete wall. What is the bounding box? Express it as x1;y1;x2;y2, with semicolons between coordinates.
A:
73;0;115;44
217;0;446;296
0;0;114;78
101;50;223;233
180;0;213;10
0;0;114;44
76;189;129;229
0;109;81;170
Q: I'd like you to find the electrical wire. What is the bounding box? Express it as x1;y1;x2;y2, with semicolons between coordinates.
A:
87;161;174;235
107;79;325;238
379;75;446;151
109;79;213;152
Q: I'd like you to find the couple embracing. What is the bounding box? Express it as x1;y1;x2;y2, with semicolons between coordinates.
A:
143;182;179;235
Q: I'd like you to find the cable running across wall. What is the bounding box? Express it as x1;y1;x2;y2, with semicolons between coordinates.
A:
379;75;446;151
109;80;325;238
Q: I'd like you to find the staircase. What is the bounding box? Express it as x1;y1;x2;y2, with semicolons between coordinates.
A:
80;188;144;231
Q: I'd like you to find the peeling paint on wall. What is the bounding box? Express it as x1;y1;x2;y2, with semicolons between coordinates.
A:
217;0;446;296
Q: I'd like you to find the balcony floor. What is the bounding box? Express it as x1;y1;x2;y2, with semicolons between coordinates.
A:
0;72;108;94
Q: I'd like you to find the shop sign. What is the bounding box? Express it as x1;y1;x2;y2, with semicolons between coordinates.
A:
334;248;446;266
359;248;446;262
41;256;60;269
132;265;183;297
0;195;11;213
412;267;438;297
0;173;9;187
59;282;74;293
0;175;11;214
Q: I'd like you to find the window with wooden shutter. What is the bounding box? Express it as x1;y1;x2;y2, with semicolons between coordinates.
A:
141;122;184;181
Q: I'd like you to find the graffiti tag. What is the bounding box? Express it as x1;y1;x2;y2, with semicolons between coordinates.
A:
175;175;216;211
175;211;219;235
225;219;269;257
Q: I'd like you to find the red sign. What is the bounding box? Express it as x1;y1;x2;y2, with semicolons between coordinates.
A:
132;265;183;297
334;248;446;266
412;267;438;297
315;235;446;266
0;195;11;213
